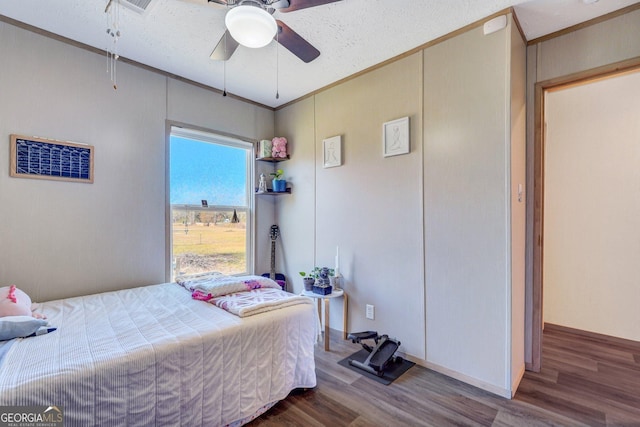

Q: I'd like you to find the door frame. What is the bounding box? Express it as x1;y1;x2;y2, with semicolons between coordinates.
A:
530;57;640;371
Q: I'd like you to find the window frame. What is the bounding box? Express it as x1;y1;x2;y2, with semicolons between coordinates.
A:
166;124;255;281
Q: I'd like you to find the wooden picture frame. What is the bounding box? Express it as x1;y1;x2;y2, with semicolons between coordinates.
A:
10;134;94;183
323;135;342;168
383;117;410;157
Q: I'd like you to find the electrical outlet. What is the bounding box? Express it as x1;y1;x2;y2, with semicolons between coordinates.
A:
366;304;375;320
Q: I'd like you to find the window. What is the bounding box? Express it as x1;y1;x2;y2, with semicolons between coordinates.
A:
169;126;254;279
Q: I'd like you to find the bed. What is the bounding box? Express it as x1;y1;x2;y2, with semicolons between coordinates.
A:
0;278;318;426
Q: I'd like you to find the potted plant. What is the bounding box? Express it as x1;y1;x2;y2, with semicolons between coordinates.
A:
299;271;316;292
300;267;335;292
312;266;334;280
271;169;286;192
313;267;334;295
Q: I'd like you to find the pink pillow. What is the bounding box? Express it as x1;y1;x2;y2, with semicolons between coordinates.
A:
0;285;37;318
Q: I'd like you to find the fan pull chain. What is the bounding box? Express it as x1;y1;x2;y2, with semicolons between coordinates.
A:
276;25;280;100
106;9;110;74
105;0;120;90
223;5;228;97
223;57;227;97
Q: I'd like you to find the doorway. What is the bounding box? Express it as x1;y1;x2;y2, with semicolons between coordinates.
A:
531;59;640;370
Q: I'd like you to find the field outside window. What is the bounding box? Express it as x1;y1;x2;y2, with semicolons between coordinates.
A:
170;127;253;279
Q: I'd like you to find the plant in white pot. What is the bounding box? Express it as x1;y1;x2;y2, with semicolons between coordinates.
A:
270;169;286;193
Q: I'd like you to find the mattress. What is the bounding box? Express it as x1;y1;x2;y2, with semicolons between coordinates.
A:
0;283;317;426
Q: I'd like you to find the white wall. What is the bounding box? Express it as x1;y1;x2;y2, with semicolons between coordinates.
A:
543;70;640;342
536;9;640;83
276;15;525;397
423;20;513;396
0;21;274;302
276;53;426;360
315;54;425;360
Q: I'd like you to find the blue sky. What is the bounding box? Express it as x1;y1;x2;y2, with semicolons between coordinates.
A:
170;136;247;206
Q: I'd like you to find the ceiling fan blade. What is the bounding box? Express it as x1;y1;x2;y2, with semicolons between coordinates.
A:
276;20;320;63
279;0;342;13
182;0;233;7
210;30;240;61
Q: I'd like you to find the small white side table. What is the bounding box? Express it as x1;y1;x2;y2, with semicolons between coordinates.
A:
301;289;348;351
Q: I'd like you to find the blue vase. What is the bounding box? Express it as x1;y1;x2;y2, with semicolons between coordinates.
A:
273;179;286;192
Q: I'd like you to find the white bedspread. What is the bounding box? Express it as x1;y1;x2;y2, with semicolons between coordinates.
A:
0;283;317;426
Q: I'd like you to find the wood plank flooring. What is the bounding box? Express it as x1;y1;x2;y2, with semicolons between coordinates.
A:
248;325;640;426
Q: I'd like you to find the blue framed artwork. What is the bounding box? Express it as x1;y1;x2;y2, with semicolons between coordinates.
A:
10;134;94;183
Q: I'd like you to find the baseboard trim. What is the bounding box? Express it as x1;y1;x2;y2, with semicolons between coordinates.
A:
544;323;640;349
424;361;511;399
394;352;513;399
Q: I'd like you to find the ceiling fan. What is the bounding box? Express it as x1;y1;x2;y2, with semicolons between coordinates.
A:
207;0;342;63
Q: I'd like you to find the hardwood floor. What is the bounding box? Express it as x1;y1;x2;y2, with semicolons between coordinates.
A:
248;326;640;426
516;325;640;427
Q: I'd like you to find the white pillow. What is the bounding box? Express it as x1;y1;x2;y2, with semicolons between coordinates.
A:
0;316;48;341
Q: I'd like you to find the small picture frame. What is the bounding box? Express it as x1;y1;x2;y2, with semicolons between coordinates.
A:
323;135;342;168
383;117;410;157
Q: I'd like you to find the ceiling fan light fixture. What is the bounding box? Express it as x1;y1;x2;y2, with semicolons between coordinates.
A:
225;2;277;49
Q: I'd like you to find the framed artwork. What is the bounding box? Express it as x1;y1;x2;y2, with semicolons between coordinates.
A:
323;135;342;168
10;134;94;183
383;117;410;157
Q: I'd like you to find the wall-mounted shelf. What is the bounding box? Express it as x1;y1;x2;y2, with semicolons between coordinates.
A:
256;156;290;163
256;188;291;195
256;151;290;195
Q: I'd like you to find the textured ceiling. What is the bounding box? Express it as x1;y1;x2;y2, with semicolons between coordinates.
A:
0;0;638;108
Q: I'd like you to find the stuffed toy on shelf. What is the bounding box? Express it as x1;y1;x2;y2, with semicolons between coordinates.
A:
271;137;287;158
